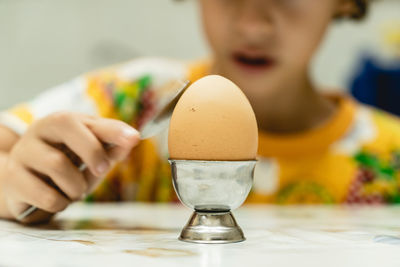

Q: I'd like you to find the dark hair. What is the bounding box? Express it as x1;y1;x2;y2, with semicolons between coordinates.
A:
352;0;369;20
334;0;369;20
175;0;370;20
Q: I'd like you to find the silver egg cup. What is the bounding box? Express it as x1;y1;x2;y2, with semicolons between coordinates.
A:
169;159;257;244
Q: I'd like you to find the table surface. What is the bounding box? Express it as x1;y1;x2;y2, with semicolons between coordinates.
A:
2;203;400;267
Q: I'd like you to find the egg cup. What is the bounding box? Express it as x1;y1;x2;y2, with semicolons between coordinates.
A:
169;159;257;244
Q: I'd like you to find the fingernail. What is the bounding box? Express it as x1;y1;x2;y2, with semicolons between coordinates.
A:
96;161;109;175
122;127;139;139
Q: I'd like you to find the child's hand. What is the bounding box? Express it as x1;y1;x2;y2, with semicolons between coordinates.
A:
0;112;140;223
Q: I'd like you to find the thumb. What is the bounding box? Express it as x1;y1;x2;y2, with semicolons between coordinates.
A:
85;118;140;153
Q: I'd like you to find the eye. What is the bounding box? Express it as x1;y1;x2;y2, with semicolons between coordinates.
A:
214;0;243;11
275;0;300;8
272;0;306;14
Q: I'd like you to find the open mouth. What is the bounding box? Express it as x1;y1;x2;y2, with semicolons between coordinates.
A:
232;52;276;72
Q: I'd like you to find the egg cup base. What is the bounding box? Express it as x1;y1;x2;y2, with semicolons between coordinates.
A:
179;210;245;244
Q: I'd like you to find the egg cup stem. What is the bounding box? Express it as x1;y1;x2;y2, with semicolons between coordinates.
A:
179;210;245;244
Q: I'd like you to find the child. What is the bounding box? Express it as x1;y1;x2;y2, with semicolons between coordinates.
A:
1;0;397;224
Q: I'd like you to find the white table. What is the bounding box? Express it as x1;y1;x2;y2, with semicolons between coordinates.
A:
1;203;400;267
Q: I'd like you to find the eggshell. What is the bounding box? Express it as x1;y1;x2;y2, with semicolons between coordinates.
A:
168;75;258;160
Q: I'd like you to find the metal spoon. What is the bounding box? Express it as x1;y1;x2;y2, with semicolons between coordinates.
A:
17;79;190;221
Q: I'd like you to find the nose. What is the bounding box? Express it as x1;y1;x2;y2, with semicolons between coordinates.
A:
235;0;274;43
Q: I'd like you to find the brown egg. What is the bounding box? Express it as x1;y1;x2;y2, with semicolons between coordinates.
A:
168;75;258;160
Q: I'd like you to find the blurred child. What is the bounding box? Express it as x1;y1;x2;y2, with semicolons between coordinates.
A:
1;0;398;224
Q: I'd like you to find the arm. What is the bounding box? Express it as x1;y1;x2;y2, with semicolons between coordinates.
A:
0;126;19;219
0;125;19;151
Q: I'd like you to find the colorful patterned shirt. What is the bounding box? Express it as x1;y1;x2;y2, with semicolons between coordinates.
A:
2;58;400;205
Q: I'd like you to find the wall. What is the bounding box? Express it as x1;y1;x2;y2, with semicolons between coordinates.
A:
0;0;399;109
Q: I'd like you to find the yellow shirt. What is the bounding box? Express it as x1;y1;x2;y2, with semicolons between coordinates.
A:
2;58;400;204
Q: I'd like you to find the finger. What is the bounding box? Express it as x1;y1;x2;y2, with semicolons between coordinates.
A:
7;201;53;224
9;167;70;214
36;114;111;177
18;139;88;200
83;168;108;194
85;118;140;161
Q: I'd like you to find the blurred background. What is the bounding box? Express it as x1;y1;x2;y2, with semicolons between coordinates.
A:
0;0;399;111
